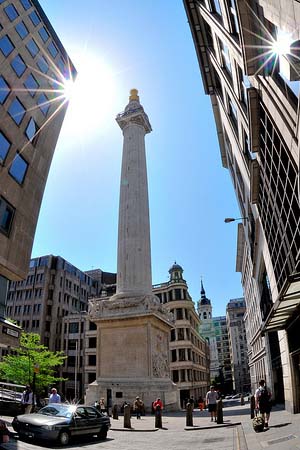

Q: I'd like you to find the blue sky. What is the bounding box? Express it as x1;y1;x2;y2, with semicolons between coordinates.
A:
32;0;243;316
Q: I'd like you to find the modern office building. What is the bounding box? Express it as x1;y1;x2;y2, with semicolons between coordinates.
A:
5;254;116;399
226;298;250;393
6;255;97;348
0;0;76;348
212;315;233;393
184;0;300;412
197;281;220;379
153;263;210;407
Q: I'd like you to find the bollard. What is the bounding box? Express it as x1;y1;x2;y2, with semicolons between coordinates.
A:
154;405;162;428
216;399;223;424
186;402;193;427
240;394;245;406
250;395;255;419
112;404;119;420
123;404;131;428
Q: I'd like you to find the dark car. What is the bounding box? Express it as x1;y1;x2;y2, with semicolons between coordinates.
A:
12;403;111;445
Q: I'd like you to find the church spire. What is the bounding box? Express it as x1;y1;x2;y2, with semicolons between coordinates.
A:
201;280;206;298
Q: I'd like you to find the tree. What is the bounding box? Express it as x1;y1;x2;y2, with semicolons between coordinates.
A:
0;332;67;393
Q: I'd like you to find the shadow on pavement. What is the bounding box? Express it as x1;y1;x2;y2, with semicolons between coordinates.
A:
269;422;291;428
7;434;114;449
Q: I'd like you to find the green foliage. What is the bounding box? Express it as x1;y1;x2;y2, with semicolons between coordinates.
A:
0;332;67;393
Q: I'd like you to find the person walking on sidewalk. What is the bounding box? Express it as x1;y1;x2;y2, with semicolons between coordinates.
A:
133;396;144;419
49;388;61;403
255;379;272;429
206;386;218;422
21;385;34;414
198;395;205;411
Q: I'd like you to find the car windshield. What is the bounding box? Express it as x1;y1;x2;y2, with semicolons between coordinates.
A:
38;405;76;418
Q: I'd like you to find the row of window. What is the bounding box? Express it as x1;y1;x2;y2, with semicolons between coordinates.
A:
0;73;50;114
2;1;61;62
6;302;41;315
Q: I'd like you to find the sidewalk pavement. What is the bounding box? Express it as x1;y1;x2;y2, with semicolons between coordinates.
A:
109;403;300;449
1;402;300;449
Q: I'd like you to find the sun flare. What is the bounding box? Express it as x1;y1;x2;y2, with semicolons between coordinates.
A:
62;52;118;135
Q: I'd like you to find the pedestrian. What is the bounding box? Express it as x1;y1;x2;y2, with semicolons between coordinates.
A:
20;385;34;414
255;379;272;429
198;395;204;411
206;385;218;422
133;396;144;419
49;388;61;403
99;398;106;414
153;397;163;410
188;396;195;409
153;398;163;428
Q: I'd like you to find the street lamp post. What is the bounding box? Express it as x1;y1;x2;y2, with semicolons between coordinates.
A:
224;217;248;223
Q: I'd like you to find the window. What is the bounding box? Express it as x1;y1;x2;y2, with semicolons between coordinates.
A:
4;4;19;21
9;153;28;184
37;55;49;73
229;0;239;34
228;97;238;131
67;356;75;367
58;57;68;78
89;321;97;330
170;329;176;341
89;337;96;348
88;355;96;366
220;40;232;76
29;10;40;26
20;0;32;9
213;0;222;15
0;35;15;56
8;98;26;125
68;339;77;350
0;76;10;104
15;21;29;39
11;54;26;77
177;328;185;340
38;26;49;43
25;117;38;143
0;131;11;163
24;73;39;96
26;38;39;57
48;41;58;58
88;373;96;384
69;322;79;333
238;66;251;106
37;93;50;115
0;196;15;236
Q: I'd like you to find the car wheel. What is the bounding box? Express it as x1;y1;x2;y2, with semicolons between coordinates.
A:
98;429;107;440
58;431;70;445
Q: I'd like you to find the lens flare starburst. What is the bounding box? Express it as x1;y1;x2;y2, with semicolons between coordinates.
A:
243;3;300;80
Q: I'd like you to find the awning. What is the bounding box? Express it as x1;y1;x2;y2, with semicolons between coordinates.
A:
262;272;300;333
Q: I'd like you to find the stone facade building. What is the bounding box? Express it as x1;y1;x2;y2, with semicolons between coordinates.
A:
153;263;210;407
183;0;300;412
5;255;116;399
197;282;220;379
212;315;233;393
0;0;75;348
226;298;251;394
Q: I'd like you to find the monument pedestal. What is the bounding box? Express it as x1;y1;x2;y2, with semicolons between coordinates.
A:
86;295;179;411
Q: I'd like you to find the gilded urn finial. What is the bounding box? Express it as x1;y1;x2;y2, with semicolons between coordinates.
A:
129;88;139;101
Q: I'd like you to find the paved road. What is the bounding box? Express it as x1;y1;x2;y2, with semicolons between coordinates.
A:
1;401;300;450
1;422;244;450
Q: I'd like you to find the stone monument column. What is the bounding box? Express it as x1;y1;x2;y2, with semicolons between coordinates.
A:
86;90;179;411
115;88;152;298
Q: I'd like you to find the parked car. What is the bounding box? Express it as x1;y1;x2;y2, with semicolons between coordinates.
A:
232;393;242;399
12;403;111;445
